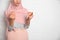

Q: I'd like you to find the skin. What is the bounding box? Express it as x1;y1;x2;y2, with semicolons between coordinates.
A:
8;11;15;27
27;12;33;20
13;0;21;6
25;12;33;26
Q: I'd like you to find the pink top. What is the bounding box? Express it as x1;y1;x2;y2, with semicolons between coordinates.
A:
5;2;28;26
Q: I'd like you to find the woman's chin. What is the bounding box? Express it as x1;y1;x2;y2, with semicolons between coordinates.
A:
15;4;18;6
14;3;20;6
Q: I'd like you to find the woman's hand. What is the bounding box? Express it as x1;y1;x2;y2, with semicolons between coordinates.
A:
8;12;15;20
8;11;15;27
25;12;33;29
27;12;33;20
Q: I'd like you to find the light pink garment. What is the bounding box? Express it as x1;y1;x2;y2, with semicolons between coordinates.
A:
5;1;28;40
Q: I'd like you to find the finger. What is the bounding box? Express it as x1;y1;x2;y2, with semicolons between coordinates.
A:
29;15;33;20
28;12;33;16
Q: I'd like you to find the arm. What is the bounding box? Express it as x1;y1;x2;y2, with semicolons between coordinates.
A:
8;11;15;27
27;12;33;20
8;11;15;31
25;12;33;29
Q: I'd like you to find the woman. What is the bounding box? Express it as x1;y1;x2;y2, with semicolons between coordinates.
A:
5;0;33;40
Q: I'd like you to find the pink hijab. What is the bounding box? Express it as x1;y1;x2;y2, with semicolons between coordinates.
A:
5;0;28;26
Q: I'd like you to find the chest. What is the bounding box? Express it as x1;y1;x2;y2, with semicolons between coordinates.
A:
11;9;26;24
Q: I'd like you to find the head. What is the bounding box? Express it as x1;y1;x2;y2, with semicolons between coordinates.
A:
12;0;21;6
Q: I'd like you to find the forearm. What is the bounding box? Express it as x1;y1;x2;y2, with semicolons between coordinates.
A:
9;19;14;27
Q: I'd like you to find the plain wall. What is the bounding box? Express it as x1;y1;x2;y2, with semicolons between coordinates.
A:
0;0;60;40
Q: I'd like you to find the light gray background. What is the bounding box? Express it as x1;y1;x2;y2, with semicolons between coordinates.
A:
0;0;60;40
